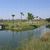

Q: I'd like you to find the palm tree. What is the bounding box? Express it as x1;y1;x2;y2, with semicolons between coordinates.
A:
20;12;24;21
12;14;15;21
36;16;39;24
27;12;34;24
11;14;15;28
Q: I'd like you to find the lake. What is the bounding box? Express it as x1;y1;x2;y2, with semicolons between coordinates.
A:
0;26;50;49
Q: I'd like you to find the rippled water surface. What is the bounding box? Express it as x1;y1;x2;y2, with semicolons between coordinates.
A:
0;26;50;49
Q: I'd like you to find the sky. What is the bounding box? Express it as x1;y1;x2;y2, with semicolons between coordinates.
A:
0;0;50;19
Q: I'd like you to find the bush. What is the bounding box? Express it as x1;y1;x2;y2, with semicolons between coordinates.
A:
46;18;50;22
46;24;50;28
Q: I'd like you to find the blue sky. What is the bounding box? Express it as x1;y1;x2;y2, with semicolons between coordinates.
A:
0;0;50;19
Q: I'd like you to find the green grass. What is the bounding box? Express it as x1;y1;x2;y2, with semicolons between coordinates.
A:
0;20;48;32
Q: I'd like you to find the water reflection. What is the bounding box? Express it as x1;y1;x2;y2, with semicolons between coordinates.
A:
0;26;50;49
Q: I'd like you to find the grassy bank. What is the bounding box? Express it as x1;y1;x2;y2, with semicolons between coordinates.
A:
2;20;48;31
16;32;50;50
5;23;39;31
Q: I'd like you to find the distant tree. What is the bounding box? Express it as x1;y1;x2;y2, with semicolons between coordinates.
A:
46;18;50;22
28;13;34;20
12;14;15;21
20;12;24;21
35;16;39;24
27;13;34;24
11;14;15;28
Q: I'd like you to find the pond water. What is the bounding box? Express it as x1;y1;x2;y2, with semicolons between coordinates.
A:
0;26;50;49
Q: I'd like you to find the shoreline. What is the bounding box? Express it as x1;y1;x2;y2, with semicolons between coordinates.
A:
5;25;39;32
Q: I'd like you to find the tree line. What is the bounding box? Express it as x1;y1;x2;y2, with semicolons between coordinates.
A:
11;12;40;21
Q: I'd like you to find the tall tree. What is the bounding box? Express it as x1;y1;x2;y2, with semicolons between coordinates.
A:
36;16;39;24
20;12;24;21
12;14;15;28
12;14;15;21
27;13;34;24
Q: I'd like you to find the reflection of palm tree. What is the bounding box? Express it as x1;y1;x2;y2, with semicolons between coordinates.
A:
11;31;15;48
28;31;33;40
